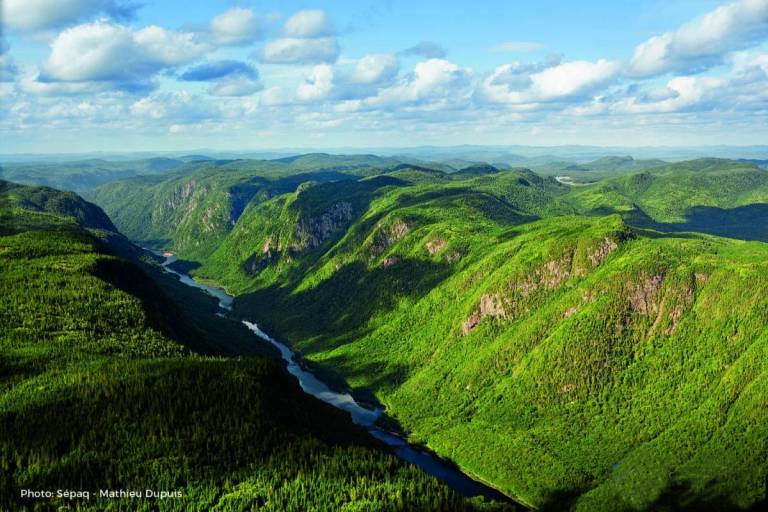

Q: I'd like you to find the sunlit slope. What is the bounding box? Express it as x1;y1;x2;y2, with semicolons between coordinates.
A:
193;172;768;510
0;189;515;512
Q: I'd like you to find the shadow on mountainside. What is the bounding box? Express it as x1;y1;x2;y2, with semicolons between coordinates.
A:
235;256;454;355
537;477;767;512
587;203;768;242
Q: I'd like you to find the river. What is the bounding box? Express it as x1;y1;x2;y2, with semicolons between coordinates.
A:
158;253;515;504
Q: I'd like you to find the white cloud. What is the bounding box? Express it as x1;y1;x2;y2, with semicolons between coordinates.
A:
210;7;263;46
346;59;472;111
296;65;334;102
613;76;726;113
283;10;333;38
208;77;263;97
258;36;339;64
480;59;619;104
349;54;399;84
2;0;136;32
256;9;338;64
130;91;217;122
19;74;114;95
630;0;768;77
491;41;546;53
39;20;207;83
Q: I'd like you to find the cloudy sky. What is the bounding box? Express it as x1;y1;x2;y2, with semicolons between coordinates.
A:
1;0;767;153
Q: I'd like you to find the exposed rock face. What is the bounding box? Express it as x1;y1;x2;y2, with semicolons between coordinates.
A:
262;236;273;254
589;237;619;267
625;272;699;336
381;256;400;268
462;293;506;335
293;202;353;251
461;237;624;336
243;235;279;276
479;293;507;319
425;238;446;255
446;251;463;263
371;219;409;254
162;180;210;217
462;311;482;336
629;274;664;315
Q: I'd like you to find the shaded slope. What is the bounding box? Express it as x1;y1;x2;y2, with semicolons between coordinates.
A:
568;159;768;240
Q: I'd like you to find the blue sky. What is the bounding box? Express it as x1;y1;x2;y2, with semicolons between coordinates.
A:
1;0;767;153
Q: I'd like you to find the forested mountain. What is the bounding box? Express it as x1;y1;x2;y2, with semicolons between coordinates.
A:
0;181;513;511
86;156;768;510
8;155;768;510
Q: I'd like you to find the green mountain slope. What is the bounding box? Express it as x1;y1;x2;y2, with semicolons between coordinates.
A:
569;159;768;240
182;163;768;510
2;180;117;231
0;185;514;511
88;155;406;261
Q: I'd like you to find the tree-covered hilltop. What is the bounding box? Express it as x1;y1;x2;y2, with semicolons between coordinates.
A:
1;180;117;231
0;184;516;512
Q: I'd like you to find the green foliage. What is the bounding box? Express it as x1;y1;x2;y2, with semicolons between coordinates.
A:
1;180;116;232
174;157;768;510
568;159;768;240
0;196;514;511
88;155;403;260
15;155;768;510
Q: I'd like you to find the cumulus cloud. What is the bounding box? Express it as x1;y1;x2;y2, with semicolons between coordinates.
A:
349;54;399;85
330;53;400;101
341;58;472;111
613;76;726;113
283;10;333;38
479;58;619;105
38;20;208;85
2;0;138;32
256;9;338;64
399;41;447;59
209;7;263;46
296;64;334;102
258;36;339;64
630;0;768;77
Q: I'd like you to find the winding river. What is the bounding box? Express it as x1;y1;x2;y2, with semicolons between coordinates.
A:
158;253;514;504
